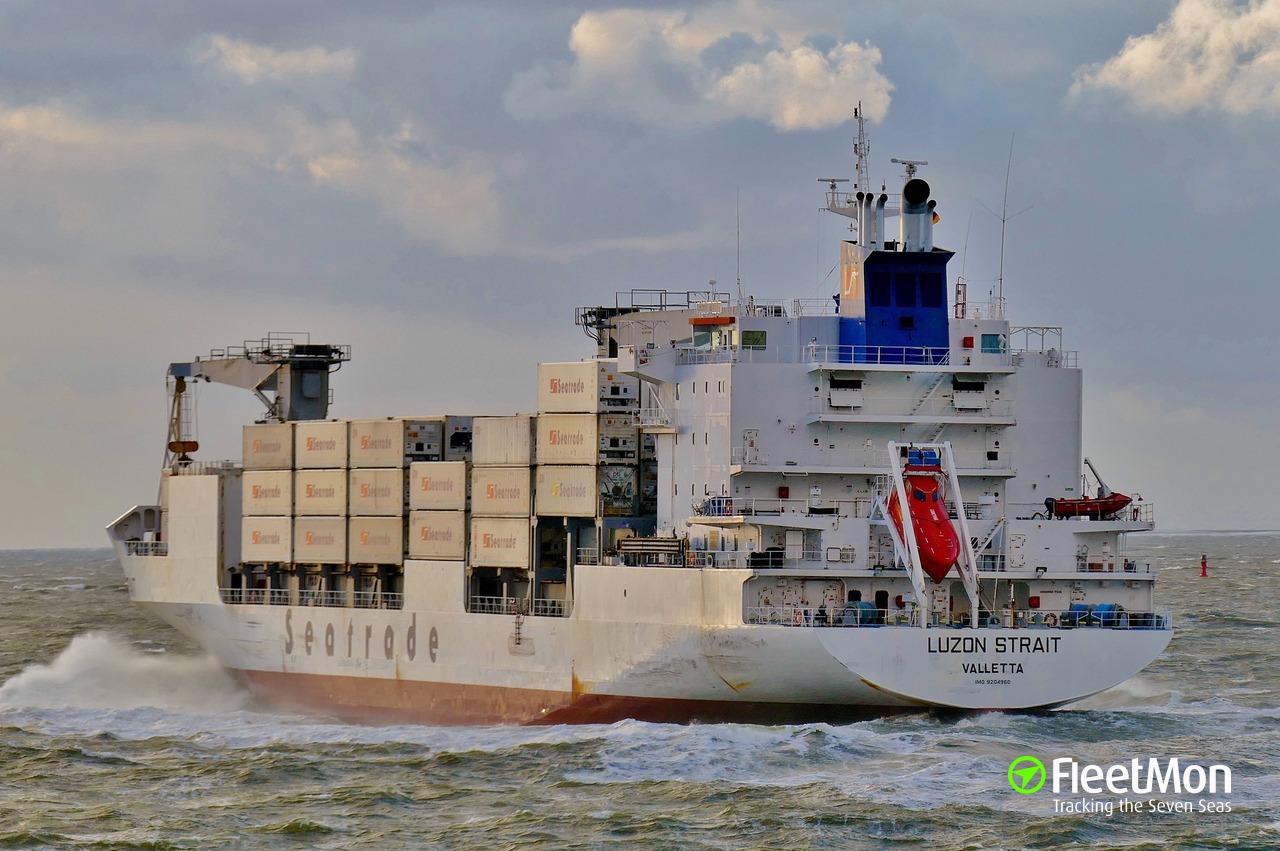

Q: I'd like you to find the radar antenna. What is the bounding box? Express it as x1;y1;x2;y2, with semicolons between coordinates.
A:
891;157;929;179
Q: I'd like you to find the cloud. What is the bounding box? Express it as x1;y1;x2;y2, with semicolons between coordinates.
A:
0;100;518;258
504;3;892;132
0;102;263;173
1071;0;1280;115
275;117;518;255
204;34;358;84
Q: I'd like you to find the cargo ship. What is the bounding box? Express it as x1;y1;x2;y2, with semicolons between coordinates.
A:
108;119;1171;724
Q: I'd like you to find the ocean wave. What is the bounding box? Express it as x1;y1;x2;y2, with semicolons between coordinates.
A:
0;632;247;714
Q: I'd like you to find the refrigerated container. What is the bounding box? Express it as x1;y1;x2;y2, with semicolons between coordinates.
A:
293;469;348;515
408;510;467;560
292;516;347;563
348;516;404;565
242;423;293;470
471;466;533;517
348;468;404;516
470;517;531;568
241;516;292;562
536;413;638;464
242;470;293;515
294;421;349;468
472;415;536;466
537;359;638;413
408;461;468;511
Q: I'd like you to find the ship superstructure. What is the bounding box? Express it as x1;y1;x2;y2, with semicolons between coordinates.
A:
108;129;1170;724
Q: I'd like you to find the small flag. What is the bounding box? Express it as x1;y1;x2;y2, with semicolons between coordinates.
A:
932;211;940;224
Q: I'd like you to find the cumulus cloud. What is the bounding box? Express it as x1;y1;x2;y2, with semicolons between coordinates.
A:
504;3;892;132
204;34;358;84
1071;0;1280;115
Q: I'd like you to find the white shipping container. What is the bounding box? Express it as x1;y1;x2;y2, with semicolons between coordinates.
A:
472;415;536;466
598;465;638;516
241;516;292;562
293;469;348;515
471;466;533;516
408;510;467;559
292;516;347;563
535;466;597;517
294;421;349;468
537;360;638;413
242;470;293;515
439;415;474;462
470;517;531;568
402;419;444;461
349;418;405;467
537;413;596;464
537;413;638;464
408;461;468;510
348;468;404;516
243;423;293;470
348;516;404;565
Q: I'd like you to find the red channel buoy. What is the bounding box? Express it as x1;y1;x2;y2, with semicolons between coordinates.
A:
1200;554;1208;578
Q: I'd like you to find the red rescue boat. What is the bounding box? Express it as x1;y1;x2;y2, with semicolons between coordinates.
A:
1045;492;1132;519
888;471;961;583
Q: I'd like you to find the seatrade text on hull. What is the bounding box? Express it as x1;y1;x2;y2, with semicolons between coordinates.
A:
109;113;1172;724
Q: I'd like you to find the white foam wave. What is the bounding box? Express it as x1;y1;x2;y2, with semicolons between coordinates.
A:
0;632;248;712
1068;675;1177;710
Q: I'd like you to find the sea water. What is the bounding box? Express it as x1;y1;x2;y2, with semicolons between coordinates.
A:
1;537;1277;849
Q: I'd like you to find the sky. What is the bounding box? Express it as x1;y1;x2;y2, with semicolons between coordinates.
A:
1;0;1277;547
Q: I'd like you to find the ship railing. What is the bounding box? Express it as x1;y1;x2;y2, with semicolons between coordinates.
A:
468;595;573;617
576;548;600;566
1077;560;1154;574
168;459;241;476
693;496;872;520
636;407;673;428
732;446;1013;474
809;395;1014;418
744;606;1173;629
217;588;404;609
686;549;839;569
805;344;952;366
123;540;170;557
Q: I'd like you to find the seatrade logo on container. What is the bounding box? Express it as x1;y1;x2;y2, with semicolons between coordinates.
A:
1008;755;1233;816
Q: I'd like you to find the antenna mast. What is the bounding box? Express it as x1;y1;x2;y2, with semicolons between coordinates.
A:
853;102;870;190
997;134;1014;319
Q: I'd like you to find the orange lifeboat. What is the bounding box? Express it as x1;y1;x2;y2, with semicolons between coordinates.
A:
888;471;961;583
1045;492;1132;519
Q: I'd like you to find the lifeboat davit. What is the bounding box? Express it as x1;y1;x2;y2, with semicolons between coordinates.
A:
1045;492;1132;519
888;472;961;583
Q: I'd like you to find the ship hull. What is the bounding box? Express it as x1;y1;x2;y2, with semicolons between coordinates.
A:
128;571;1172;725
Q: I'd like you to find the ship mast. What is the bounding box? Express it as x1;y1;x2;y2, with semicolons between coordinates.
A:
853;102;870;191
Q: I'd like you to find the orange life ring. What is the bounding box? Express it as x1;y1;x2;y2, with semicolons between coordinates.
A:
1044;612;1059;628
793;608;805;626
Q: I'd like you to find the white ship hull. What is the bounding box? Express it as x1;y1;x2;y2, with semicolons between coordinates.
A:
120;550;1170;724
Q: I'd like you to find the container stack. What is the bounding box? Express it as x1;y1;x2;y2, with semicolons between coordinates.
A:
535;360;639;518
241;423;295;566
408;460;468;561
470;415;536;571
347;419;416;570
